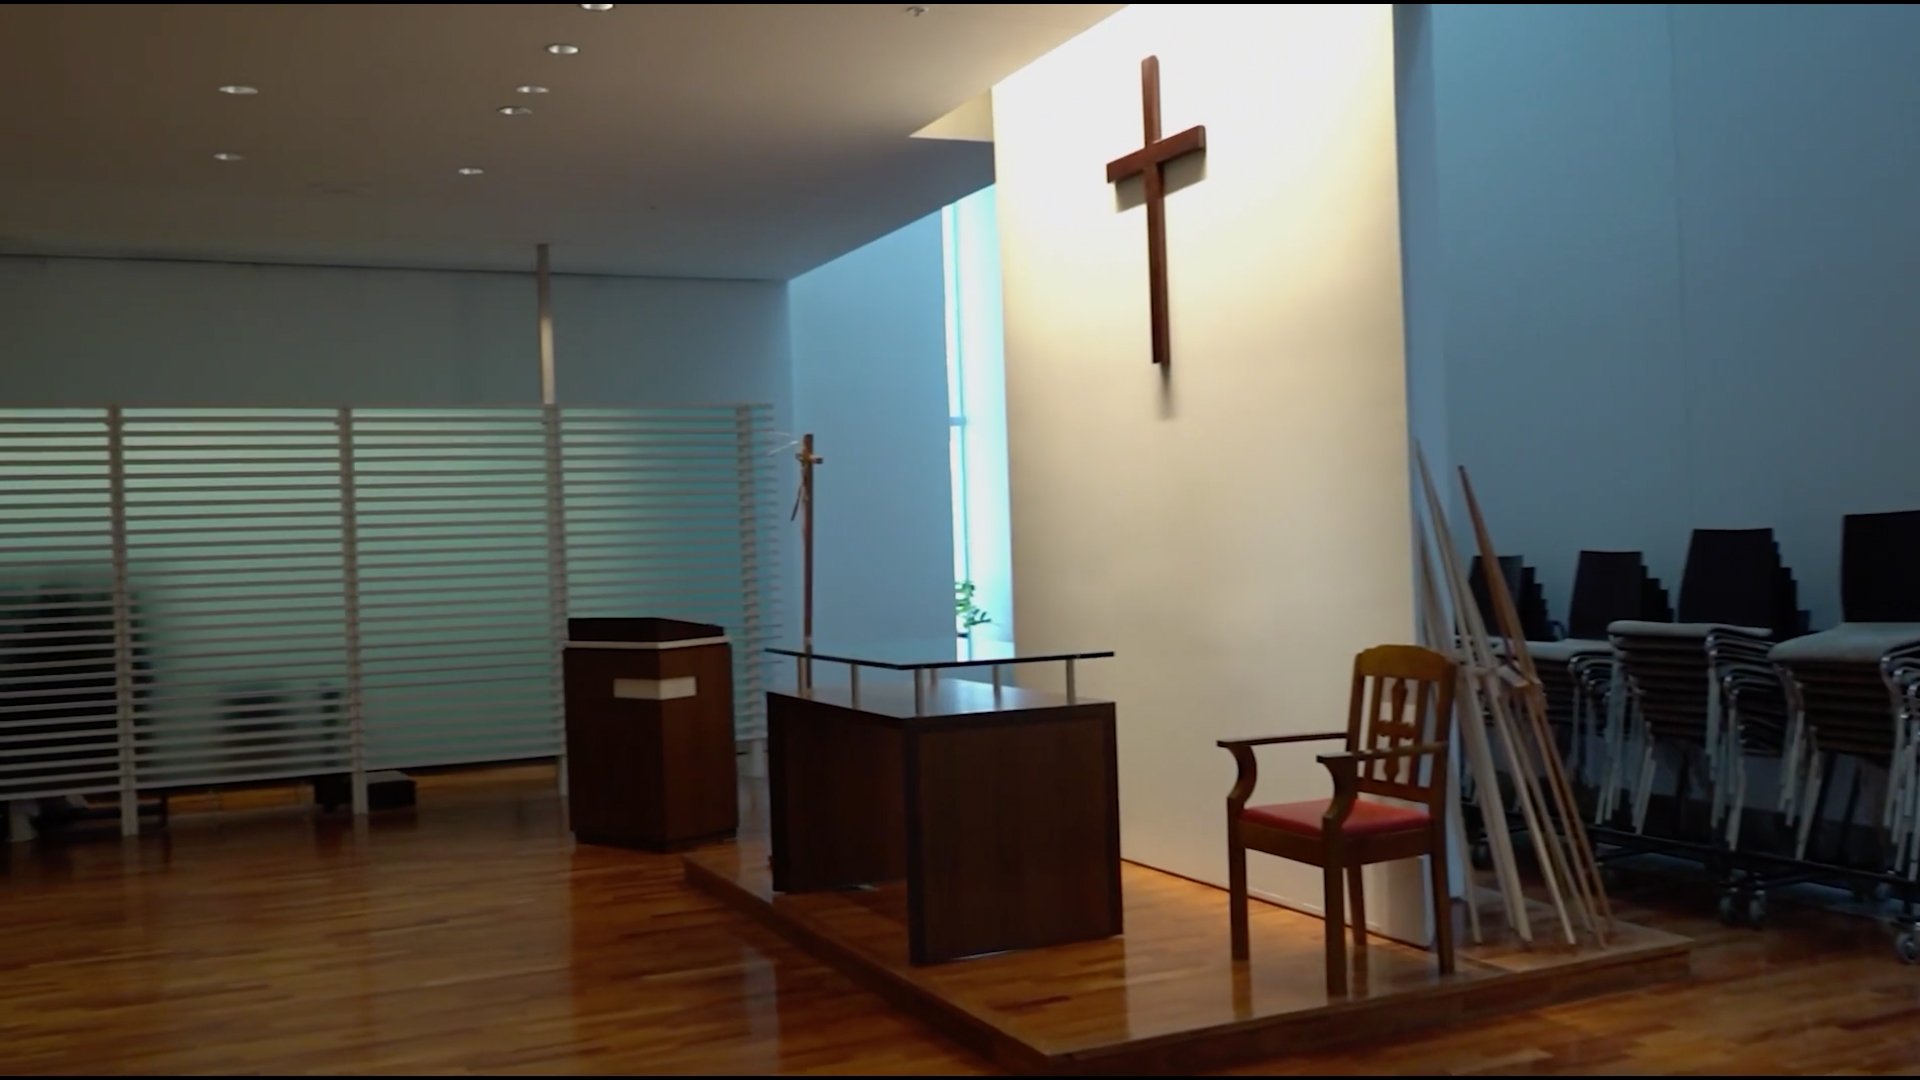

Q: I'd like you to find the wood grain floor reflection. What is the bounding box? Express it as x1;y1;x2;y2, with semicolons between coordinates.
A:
686;840;1686;1073
3;768;1919;1074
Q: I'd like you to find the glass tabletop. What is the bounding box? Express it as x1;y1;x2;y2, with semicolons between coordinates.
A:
766;638;1113;671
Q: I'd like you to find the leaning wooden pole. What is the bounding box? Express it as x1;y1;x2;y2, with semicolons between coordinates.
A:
1436;459;1596;944
1458;466;1615;934
1418;448;1574;945
1415;516;1495;943
1414;447;1538;942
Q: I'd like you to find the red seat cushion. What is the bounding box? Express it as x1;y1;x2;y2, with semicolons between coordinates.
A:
1241;798;1429;838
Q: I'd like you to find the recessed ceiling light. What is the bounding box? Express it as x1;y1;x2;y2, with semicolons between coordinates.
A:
580;3;615;9
217;84;258;96
212;151;244;162
497;105;533;116
546;43;580;55
516;84;549;95
458;167;485;176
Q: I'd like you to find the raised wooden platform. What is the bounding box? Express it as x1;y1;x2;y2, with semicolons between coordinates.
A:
685;841;1690;1074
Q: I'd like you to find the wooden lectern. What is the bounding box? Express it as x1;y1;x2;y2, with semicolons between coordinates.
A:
767;640;1120;965
564;618;737;850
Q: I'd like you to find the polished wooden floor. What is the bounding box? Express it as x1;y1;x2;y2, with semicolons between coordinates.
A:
687;839;1686;1073
3;768;1920;1074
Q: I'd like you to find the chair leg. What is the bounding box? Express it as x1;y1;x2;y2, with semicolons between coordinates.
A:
1324;862;1348;997
1346;864;1367;952
1429;846;1455;975
1228;826;1249;962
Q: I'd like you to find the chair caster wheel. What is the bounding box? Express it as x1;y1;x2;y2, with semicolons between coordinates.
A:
1851;881;1890;905
1718;889;1741;927
1746;890;1768;929
1470;841;1492;871
1896;929;1920;965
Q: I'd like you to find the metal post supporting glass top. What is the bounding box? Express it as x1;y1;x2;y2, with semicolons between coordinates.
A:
766;639;1115;717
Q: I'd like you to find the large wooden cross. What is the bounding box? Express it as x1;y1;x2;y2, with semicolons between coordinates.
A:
1105;55;1206;367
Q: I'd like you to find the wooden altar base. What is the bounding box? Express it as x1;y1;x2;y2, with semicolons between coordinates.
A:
685;842;1690;1075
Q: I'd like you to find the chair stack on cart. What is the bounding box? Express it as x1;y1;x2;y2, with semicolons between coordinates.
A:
1601;529;1804;850
1769;511;1920;949
1464;509;1920;959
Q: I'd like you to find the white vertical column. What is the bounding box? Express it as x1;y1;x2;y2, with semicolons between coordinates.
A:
537;242;557;405
107;407;137;837
542;403;570;796
537;244;570;797
337;408;369;816
734;406;764;741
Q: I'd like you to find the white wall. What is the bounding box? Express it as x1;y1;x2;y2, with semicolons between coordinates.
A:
789;215;956;644
0;253;798;652
994;4;1424;934
1393;5;1453;527
0;255;790;411
1406;4;1920;628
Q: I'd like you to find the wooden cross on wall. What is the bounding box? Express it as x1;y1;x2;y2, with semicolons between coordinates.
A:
1106;55;1206;367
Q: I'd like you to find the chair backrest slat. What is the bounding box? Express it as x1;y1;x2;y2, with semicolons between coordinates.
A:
1345;644;1456;808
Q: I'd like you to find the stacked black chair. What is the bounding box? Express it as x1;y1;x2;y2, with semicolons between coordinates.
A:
1772;510;1920;863
1666;529;1804;638
1527;551;1671;788
1606;529;1798;845
1470;554;1552;642
1566;551;1672;642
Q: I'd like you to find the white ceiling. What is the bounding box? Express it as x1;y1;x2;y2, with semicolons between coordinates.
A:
0;3;1120;279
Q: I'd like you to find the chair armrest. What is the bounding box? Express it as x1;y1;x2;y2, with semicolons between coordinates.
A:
1220;733;1346;814
1313;742;1447;830
1215;731;1346;749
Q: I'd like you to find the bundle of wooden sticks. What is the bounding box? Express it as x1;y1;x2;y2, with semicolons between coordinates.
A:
1414;446;1613;948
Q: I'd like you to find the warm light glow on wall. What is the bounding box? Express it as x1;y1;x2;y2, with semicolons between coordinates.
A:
992;4;1420;934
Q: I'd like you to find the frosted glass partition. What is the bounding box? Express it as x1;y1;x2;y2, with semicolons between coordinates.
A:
0;405;781;829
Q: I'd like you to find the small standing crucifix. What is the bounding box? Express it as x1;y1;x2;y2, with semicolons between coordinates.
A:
1105;55;1206;367
790;433;824;686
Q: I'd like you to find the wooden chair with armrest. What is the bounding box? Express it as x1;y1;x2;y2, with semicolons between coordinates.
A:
1217;643;1457;996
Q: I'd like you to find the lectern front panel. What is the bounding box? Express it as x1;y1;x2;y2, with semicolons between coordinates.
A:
766;677;1123;965
906;704;1122;964
767;693;907;891
563;626;736;851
